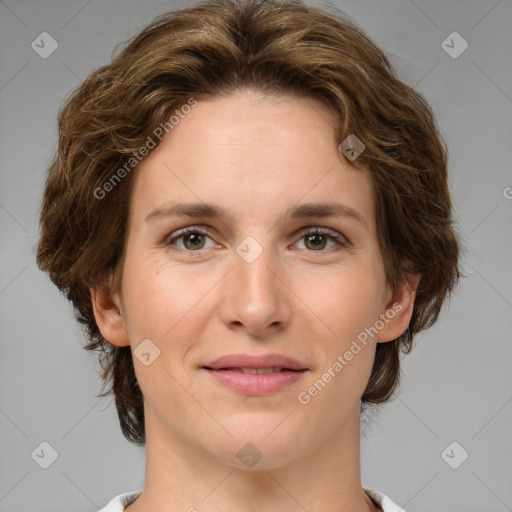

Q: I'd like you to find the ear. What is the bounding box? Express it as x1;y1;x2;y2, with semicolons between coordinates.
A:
376;272;421;343
90;283;130;347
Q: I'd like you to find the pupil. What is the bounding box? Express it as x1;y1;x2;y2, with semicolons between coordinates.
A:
186;233;203;249
307;234;325;250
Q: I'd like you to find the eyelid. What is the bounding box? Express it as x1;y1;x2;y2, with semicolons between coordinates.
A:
295;225;351;247
163;225;215;245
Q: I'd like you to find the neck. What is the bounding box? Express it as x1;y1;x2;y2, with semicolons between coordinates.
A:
126;403;379;512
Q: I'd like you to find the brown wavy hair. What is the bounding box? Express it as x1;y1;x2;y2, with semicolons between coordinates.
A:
37;0;461;445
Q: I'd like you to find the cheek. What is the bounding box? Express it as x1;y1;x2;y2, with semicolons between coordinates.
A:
120;253;217;366
295;273;381;417
296;264;384;342
293;263;384;401
119;259;206;399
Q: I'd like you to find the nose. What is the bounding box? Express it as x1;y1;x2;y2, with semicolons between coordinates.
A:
219;241;291;338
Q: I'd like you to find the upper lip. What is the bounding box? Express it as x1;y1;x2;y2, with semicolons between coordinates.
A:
203;353;308;371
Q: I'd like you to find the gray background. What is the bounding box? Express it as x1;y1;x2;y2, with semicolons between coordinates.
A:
1;0;511;511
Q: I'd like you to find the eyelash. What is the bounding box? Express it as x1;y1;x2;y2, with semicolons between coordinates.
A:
164;226;349;254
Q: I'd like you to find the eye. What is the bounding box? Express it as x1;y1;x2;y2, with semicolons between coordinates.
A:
294;227;349;252
164;226;349;253
165;227;216;251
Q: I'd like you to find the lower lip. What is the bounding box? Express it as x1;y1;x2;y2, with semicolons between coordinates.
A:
203;368;307;395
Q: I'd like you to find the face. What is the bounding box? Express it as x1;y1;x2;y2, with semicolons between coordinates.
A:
93;90;415;469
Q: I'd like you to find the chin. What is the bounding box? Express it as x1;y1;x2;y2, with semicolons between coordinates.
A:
204;423;304;471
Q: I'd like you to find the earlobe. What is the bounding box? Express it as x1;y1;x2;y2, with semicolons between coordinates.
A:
90;284;130;347
376;272;421;343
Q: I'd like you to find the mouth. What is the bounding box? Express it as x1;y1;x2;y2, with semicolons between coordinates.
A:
201;353;309;395
203;353;308;371
205;366;299;374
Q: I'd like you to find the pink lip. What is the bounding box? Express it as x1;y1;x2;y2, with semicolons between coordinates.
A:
202;353;309;396
204;353;307;371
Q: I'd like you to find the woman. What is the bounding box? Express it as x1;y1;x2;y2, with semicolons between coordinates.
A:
37;0;460;510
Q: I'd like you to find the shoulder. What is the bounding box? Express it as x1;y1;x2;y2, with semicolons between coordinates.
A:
97;490;142;512
364;487;406;512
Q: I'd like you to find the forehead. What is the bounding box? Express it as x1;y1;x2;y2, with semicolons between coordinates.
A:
128;91;376;231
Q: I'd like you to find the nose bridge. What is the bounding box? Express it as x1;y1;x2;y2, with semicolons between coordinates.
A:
234;234;280;302
223;233;289;333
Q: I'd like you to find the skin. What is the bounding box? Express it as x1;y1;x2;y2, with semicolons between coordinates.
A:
92;90;418;512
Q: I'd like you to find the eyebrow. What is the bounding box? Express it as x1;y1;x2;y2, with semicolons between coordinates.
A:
145;201;368;229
